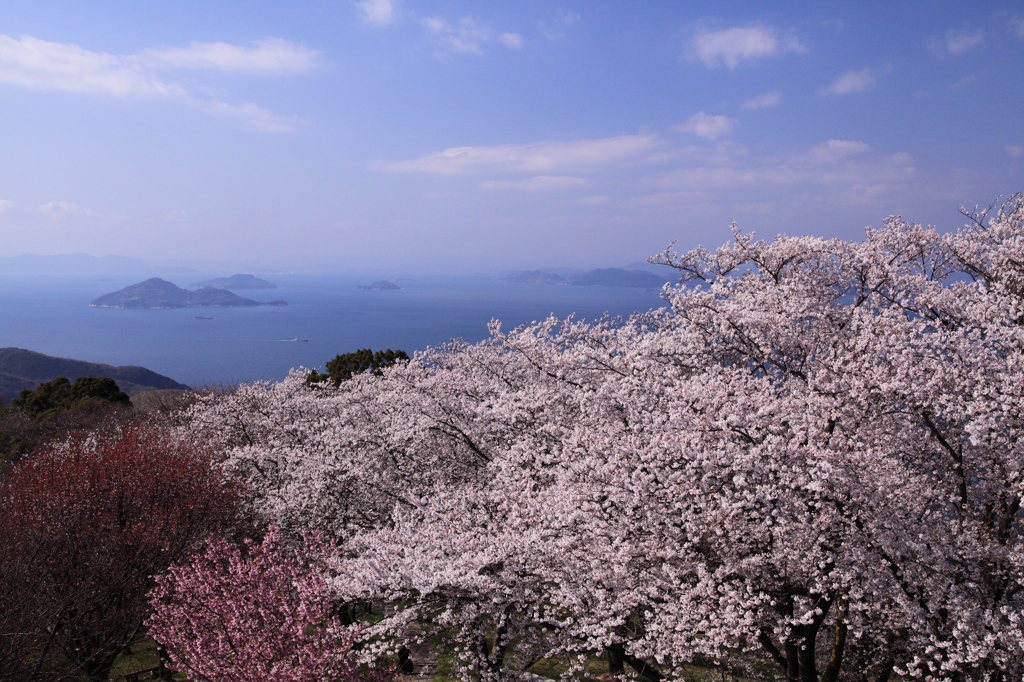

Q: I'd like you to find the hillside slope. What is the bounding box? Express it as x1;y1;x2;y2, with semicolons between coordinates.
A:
0;348;189;402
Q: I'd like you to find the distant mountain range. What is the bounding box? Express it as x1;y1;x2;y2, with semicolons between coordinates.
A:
0;348;188;403
502;267;672;288
191;274;279;290
90;278;287;308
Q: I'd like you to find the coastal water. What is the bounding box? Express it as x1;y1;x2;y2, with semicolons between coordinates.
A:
0;274;668;388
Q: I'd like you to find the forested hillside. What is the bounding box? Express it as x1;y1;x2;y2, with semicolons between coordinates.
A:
0;348;188;402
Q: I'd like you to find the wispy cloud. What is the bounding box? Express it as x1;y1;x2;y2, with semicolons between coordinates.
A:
480;175;585;191
0;34;183;97
939;28;984;55
38;200;92;218
499;33;524;49
36;200;135;221
805;139;869;162
206;101;300;133
356;0;396;26
539;10;581;40
821;68;875;95
673;112;735;139
691;26;804;69
373;134;659;174
0;34;309;131
643;139;913;205
1012;17;1024;39
141;38;319;73
1007;144;1024;158
741;91;781;109
0;199;15;214
422;17;520;55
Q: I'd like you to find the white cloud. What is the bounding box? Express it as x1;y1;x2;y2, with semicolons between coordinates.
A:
373;134;659;174
651;141;748;165
0;34;183;97
1007;144;1024;158
38;201;91;218
0;34;307;131
805;139;870;163
0;199;15;214
421;18;522;54
579;195;609;206
942;28;984;55
539;11;582;40
741;91;781;109
480;175;585;191
141;38;319;73
692;26;804;69
423;17;494;55
821;68;875;95
356;0;396;26
644;139;910;204
206;101;299;133
499;33;524;49
1012;17;1024;39
673;112;735;140
554;11;581;27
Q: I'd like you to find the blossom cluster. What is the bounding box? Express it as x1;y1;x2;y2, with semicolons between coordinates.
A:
182;196;1024;681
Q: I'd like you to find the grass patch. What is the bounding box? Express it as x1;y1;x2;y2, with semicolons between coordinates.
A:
107;637;160;680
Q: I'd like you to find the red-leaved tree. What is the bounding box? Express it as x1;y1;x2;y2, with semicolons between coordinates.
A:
0;426;243;682
147;528;391;682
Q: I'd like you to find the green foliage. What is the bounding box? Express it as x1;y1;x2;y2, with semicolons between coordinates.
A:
307;349;410;387
12;375;130;419
0;430;31;464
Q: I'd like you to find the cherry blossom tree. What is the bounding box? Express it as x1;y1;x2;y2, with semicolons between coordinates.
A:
0;426;243;682
148;527;390;682
186;195;1024;681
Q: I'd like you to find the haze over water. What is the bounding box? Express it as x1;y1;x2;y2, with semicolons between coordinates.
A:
0;274;665;387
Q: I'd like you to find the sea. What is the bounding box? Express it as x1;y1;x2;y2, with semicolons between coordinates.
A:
0;273;670;388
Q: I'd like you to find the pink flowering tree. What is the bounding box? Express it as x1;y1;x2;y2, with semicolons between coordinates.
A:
184;196;1024;682
147;528;392;682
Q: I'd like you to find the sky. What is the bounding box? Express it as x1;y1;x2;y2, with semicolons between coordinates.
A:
0;0;1022;273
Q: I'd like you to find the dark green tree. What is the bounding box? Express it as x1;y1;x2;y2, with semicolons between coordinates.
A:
307;349;410;387
12;376;130;419
0;431;31;465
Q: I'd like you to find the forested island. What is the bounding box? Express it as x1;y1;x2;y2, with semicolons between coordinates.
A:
190;274;279;289
90;278;287;308
357;280;400;290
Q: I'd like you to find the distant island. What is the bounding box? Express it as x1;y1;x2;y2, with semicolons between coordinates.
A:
191;274;279;290
90;278;287;308
357;280;400;290
0;348;188;402
502;267;671;288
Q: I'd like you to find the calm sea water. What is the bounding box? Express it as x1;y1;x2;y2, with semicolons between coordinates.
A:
0;274;668;388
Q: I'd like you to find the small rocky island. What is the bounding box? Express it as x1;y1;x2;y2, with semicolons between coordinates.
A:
90;278;287;308
357;280;400;290
191;274;279;289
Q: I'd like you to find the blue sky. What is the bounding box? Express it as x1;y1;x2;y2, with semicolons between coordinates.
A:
1;0;1022;272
